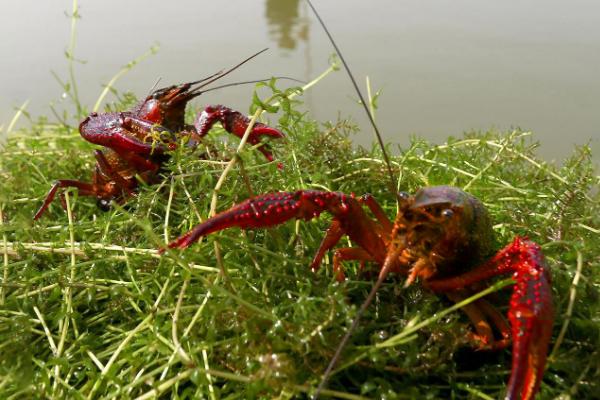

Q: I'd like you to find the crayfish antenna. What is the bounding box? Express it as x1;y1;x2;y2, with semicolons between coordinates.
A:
186;48;270;96
313;245;405;399
146;77;162;98
304;0;396;195
186;70;226;87
194;76;306;95
305;0;401;396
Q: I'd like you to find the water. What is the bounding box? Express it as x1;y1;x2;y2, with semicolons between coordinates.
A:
2;0;599;162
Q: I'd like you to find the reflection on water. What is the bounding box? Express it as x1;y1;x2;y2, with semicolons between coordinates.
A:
265;0;308;50
265;0;313;110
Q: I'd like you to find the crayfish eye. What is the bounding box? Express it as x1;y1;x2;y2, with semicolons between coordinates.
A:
441;208;454;219
97;199;111;211
152;89;167;99
397;191;410;201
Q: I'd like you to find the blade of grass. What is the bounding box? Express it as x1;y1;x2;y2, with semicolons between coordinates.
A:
0;207;8;305
66;0;82;119
549;250;583;360
92;45;159;112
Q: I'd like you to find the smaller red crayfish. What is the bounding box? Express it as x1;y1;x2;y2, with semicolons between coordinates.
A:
163;185;553;400
34;49;284;220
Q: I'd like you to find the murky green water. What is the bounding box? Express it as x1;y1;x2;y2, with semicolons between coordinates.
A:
2;0;599;161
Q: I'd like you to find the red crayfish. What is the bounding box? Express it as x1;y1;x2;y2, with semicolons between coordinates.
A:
163;185;554;400
33;49;284;220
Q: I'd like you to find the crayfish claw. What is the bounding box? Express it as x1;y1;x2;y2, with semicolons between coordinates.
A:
504;238;553;400
194;105;284;162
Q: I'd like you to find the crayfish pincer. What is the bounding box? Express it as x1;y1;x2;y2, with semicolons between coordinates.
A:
33;49;284;220
163;186;553;400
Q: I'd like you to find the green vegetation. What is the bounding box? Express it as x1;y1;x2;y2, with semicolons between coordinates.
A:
1;2;599;398
1;90;599;399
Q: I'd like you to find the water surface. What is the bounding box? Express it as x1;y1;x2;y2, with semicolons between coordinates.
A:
2;0;599;161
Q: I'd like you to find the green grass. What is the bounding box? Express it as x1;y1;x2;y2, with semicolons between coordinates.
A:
1;91;599;400
1;3;599;394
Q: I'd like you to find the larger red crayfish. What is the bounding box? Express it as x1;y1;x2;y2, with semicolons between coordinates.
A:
164;185;553;400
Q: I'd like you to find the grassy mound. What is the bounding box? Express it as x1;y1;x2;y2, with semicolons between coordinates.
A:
1;104;598;399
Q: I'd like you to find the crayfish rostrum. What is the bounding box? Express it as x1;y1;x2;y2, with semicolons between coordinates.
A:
163;185;553;400
33;50;284;220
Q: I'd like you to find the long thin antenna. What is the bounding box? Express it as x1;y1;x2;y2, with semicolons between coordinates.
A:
146;77;162;98
314;274;385;396
304;0;396;194
196;76;306;95
304;1;403;397
187;48;270;95
312;248;402;398
186;70;226;86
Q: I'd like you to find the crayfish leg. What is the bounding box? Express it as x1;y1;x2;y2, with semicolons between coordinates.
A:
359;193;393;233
445;291;511;351
476;297;511;350
112;148;162;174
255;142;276;162
93;150;136;197
446;291;495;348
310;216;380;281
310;218;344;273
33;180;97;220
331;247;375;282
